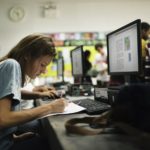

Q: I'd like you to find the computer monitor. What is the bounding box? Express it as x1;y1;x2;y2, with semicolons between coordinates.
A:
106;19;142;84
57;57;64;82
70;45;85;83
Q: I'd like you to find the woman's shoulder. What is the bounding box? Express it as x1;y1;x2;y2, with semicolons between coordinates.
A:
0;59;19;67
0;59;21;73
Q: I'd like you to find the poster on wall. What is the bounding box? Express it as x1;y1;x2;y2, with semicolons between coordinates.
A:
44;32;107;46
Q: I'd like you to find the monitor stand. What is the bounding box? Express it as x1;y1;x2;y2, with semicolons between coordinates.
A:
108;75;128;90
74;76;82;84
124;75;131;86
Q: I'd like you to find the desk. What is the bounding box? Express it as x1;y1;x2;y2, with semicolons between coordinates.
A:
37;99;142;150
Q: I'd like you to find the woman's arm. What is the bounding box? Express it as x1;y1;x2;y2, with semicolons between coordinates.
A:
32;85;55;92
0;97;67;129
21;89;58;99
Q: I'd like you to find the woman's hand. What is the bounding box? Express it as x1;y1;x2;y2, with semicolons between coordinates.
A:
40;98;68;117
38;90;59;99
49;98;68;113
33;85;59;99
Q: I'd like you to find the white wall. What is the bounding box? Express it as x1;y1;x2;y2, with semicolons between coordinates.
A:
0;0;150;56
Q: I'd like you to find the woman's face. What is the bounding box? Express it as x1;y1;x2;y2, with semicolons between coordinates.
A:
25;55;53;79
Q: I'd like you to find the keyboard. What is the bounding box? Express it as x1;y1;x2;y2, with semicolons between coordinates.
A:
73;98;111;115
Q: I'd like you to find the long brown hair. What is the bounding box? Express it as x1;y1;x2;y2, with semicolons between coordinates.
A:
0;34;56;86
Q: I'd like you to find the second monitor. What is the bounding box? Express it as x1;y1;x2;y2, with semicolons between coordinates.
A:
71;45;92;84
70;45;92;95
71;45;85;77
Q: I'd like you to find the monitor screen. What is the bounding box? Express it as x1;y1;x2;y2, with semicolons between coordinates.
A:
57;57;64;77
107;19;141;76
71;45;84;77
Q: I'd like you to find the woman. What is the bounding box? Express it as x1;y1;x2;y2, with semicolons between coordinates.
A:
0;34;67;150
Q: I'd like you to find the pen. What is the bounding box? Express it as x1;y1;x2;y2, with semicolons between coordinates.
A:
76;101;81;105
58;91;70;103
60;92;63;98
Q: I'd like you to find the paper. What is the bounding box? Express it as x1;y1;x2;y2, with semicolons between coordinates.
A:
39;102;86;119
